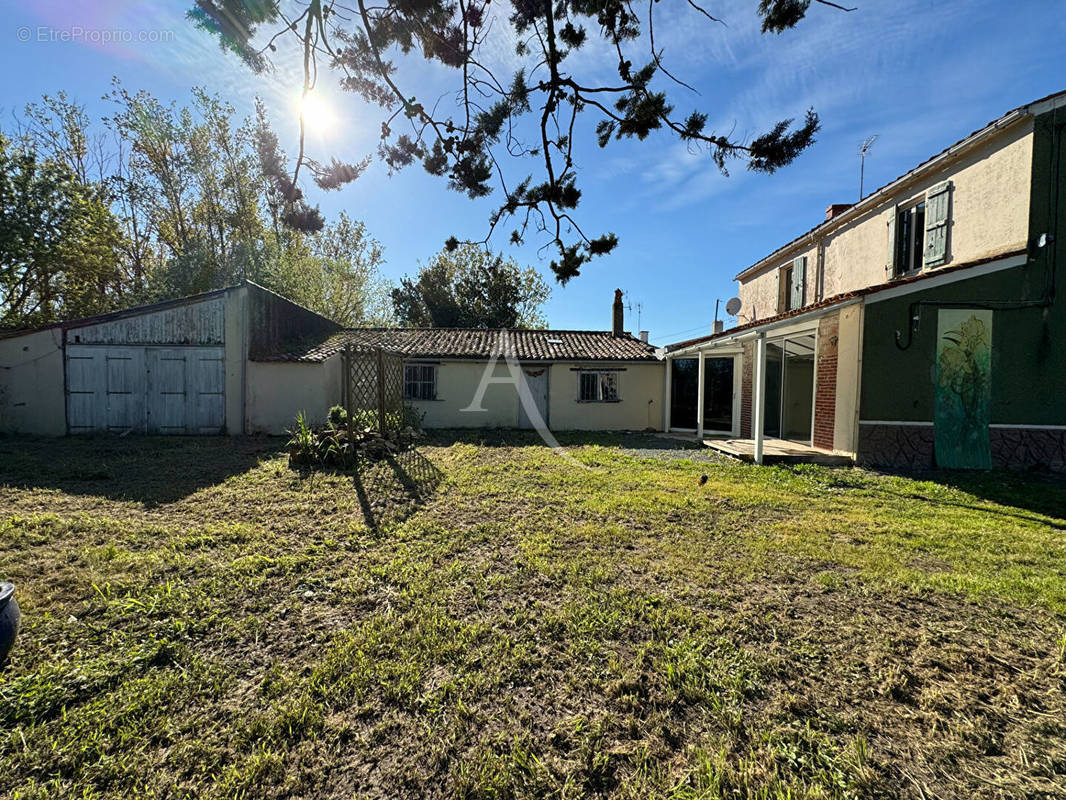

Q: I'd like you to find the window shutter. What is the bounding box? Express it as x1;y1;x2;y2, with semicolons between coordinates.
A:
777;269;789;313
790;256;807;309
886;211;896;276
924;181;952;267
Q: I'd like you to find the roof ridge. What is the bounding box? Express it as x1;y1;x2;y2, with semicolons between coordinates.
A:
732;87;1063;282
339;326;622;334
669;246;1027;351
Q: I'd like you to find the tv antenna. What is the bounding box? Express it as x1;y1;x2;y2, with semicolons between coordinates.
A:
624;291;644;330
725;297;742;317
859;135;878;200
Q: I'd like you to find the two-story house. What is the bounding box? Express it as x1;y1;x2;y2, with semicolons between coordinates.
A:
665;90;1066;469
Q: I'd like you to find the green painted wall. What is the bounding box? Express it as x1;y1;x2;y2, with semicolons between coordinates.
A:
860;107;1066;425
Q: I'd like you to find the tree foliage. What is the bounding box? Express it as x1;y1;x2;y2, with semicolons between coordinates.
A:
189;0;847;282
0;135;123;327
392;243;550;328
0;88;390;328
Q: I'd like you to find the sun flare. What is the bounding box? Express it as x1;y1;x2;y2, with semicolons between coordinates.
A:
298;91;335;134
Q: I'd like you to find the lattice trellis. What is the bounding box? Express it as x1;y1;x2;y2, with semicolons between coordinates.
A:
341;345;406;434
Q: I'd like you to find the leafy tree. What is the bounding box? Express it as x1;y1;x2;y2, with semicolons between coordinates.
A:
0;136;123;327
270;213;394;326
189;0;849;281
392;244;550;328
2;86;392;327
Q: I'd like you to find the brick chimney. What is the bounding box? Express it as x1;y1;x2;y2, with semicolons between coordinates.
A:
612;289;624;337
825;203;853;221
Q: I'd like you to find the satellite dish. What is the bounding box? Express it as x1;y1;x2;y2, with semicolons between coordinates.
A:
725;297;742;316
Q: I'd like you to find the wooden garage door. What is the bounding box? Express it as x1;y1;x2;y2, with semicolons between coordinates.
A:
66;345;225;434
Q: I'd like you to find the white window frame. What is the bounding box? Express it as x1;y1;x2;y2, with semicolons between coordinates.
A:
577;369;620;403
404;363;437;401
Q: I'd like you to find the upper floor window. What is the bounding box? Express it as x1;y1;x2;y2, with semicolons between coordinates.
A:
890;181;952;277
578;370;619;402
404;363;437;400
894;200;925;276
777;255;807;313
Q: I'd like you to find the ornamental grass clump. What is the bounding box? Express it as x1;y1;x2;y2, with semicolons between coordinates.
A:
286;407;421;469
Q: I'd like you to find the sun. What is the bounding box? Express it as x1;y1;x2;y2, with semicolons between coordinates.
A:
298;91;336;134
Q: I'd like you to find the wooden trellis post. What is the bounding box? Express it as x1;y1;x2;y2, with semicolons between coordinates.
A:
344;343;355;443
376;346;386;435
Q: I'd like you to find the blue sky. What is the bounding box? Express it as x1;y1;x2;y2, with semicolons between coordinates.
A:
1;0;1063;343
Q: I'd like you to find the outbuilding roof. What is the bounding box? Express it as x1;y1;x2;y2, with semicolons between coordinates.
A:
260;328;661;363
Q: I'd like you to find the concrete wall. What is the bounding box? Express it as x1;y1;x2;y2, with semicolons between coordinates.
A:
738;118;1035;323
548;362;664;431
410;361;519;429
410;359;665;431
245;355;344;435
739;243;819;323
0;328;66;435
833;304;863;455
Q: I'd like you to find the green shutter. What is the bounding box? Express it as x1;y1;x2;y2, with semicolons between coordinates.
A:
924;181;952;267
790;256;807;309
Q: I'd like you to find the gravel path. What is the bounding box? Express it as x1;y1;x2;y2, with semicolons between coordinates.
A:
613;433;732;463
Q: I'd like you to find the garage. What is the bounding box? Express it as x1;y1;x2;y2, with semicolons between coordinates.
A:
65;345;225;434
0;282;342;437
58;292;229;435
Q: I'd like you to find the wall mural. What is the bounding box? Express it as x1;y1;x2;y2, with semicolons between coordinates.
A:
934;309;993;469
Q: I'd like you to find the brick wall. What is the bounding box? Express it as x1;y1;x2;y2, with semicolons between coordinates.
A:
740;341;753;438
813;313;839;451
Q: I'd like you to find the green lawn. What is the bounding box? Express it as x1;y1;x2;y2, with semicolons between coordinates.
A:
1;433;1064;799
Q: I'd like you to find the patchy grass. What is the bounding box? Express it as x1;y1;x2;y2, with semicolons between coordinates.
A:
0;432;1064;799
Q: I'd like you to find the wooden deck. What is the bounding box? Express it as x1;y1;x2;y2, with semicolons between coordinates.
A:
702;437;854;465
657;433;853;466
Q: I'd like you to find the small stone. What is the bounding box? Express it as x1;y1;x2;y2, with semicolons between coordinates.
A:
302;590;315;599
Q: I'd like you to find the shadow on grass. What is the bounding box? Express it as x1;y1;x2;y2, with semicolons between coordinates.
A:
293;447;443;532
901;468;1066;525
425;430;1066;523
0;435;281;506
353;449;443;532
422;428;697;451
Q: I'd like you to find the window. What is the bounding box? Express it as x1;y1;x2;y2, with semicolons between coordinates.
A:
578;370;619;402
894;200;926;276
777;255;807;313
778;265;794;312
404;364;437;400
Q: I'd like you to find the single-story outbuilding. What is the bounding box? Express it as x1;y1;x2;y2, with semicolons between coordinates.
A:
0;284;664;436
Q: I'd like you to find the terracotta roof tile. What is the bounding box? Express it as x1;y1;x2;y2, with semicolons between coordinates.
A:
259;328;661;363
667;247;1028;352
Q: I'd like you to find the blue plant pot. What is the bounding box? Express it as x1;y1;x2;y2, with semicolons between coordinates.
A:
0;582;20;664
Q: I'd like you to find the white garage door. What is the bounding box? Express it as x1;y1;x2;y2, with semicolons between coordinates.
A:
66;345;225;434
